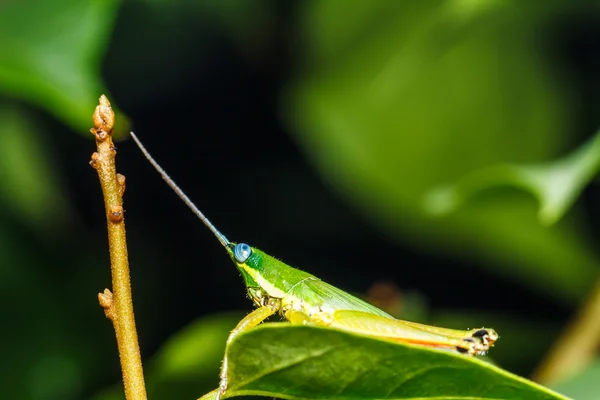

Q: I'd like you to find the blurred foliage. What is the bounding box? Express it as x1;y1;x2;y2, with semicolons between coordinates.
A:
2;0;600;399
93;314;238;400
0;106;66;229
551;358;600;400
0;0;124;133
287;0;598;303
427;128;600;226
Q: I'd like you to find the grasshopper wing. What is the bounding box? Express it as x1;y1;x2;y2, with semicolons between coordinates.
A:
290;278;394;318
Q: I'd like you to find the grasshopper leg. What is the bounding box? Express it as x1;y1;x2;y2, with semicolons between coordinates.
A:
390;319;498;349
284;309;312;324
284;304;335;326
289;309;495;355
331;310;495;354
217;305;276;400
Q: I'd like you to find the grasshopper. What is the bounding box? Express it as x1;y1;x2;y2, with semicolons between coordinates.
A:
130;133;498;400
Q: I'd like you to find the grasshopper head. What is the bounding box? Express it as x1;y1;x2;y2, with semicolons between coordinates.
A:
226;243;292;299
227;242;263;290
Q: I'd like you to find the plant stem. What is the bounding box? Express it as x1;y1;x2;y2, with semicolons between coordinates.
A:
90;95;148;400
532;277;600;384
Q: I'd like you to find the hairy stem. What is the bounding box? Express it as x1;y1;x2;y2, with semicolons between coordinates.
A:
90;95;147;400
532;277;600;384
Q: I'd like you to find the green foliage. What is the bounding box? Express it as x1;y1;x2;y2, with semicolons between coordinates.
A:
0;0;126;134
1;1;599;399
92;314;569;400
426;129;600;226
286;1;598;303
0;2;126;399
94;317;570;400
0;106;66;228
199;324;567;400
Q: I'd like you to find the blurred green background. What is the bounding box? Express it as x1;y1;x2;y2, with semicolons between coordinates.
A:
2;0;600;399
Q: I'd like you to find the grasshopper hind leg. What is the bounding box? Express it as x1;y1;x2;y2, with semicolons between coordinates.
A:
282;308;500;356
473;328;499;347
456;328;499;355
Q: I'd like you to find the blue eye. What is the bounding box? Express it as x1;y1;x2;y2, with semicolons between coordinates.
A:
234;243;252;263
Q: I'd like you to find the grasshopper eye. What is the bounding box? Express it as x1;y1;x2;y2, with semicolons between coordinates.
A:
234;243;252;263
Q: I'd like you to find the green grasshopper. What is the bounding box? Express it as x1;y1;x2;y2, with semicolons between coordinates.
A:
130;133;498;400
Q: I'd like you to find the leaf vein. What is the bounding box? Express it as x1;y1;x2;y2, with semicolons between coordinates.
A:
383;364;459;398
231;343;346;390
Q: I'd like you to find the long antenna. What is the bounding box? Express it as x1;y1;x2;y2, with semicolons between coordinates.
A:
129;132;230;248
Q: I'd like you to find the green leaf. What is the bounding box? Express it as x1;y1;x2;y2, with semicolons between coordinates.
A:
0;0;126;134
426;129;600;226
200;323;568;400
285;2;598;303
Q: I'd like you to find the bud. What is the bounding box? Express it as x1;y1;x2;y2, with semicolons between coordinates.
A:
92;95;115;134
